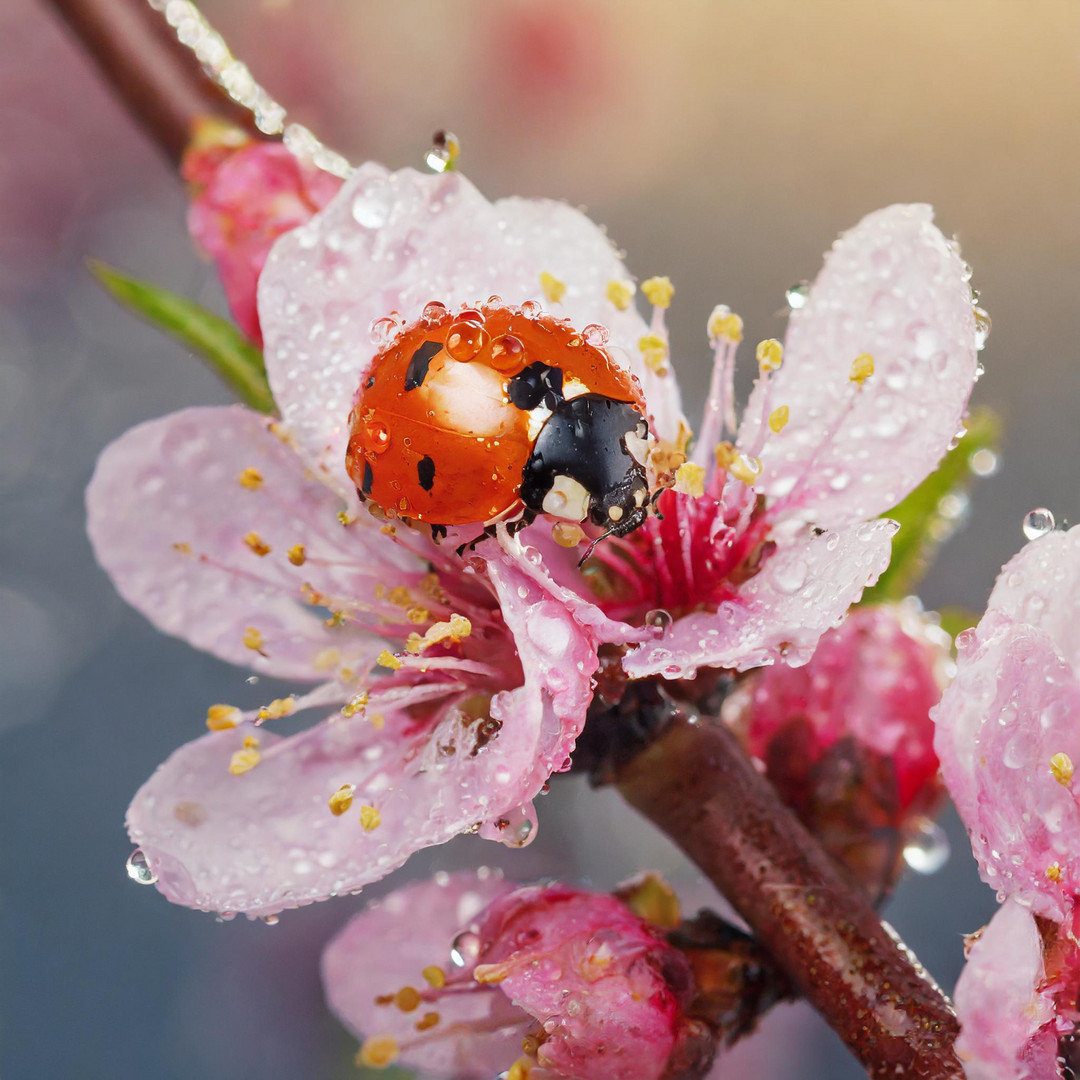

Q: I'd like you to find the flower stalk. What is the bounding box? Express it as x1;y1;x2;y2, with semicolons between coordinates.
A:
615;710;963;1079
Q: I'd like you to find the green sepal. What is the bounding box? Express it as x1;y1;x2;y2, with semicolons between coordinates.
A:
862;406;1001;604
89;259;276;414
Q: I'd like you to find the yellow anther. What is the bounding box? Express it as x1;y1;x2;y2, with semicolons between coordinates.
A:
539;271;566;304
287;543;306;566
356;1035;399;1069
415;1011;440;1031
618;872;682;930
324;611;347;628
408;614;473;653
606;279;635;311
313;647;341;672
473;962;509;984
714;441;736;470
756;338;783;373
405;632;425;655
394;986;422;1012
1051;752;1074;787
238;467;263;490
370;713;385;730
729;453;763;486
242;626;265;653
257;696;295;722
172;541;192;554
205;704;240;731
243;532;271;557
769;405;790;433
360;805;382;832
506;1059;533;1080
407;606;429;624
300;582;323;605
229;743;261;775
328;783;355;816
674;461;706;498
337;510;355;526
267;421;294;446
1047;862;1063;882
707;305;743;343
386;586;409;608
849;352;875;385
641;275;675;309
341;691;369;719
638;333;669;374
551;522;585;548
376;650;403;670
422;966;446;989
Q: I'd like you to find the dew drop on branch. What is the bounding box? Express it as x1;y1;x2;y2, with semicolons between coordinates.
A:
126;848;157;885
902;817;950;875
1023;507;1055;541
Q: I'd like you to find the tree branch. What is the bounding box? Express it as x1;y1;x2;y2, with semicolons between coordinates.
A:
43;0;254;164
616;712;962;1079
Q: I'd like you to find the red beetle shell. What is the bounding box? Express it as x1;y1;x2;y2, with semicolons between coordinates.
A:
345;302;646;528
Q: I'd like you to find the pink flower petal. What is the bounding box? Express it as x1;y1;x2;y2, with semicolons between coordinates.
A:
86;406;416;680
127;559;598;915
624;519;895;679
322;872;526;1080
258;164;671;491
739;204;978;528
954;900;1056;1080
933;614;1080;921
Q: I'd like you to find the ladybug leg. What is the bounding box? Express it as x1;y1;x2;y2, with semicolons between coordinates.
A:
506;510;536;538
429;524;448;543
454;524;499;558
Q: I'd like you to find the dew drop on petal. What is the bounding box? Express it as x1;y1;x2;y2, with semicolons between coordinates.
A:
351;180;392;228
449;930;480;968
1023;507;1055;541
903;817;950;875
973;307;992;350
644;609;673;630
785;282;810;310
126;848;157;885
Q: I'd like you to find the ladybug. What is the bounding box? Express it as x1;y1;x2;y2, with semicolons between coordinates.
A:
345;300;656;545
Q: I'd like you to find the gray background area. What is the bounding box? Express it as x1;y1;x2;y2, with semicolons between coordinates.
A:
2;1;1078;1077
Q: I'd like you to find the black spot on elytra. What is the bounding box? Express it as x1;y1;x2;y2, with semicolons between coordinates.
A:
508;361;564;410
417;455;436;492
404;339;442;391
361;461;374;495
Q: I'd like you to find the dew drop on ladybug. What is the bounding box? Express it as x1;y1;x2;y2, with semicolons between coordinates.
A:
345;301;658;545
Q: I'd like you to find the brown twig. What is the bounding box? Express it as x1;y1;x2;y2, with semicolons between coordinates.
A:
42;0;254;163
616;712;962;1078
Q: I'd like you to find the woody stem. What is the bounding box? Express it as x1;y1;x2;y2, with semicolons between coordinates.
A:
615;711;962;1079
43;0;254;164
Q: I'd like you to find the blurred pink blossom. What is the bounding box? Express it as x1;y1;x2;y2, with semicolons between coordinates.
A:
322;871;708;1080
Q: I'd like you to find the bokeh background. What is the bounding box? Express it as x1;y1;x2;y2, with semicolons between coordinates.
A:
2;1;1079;1077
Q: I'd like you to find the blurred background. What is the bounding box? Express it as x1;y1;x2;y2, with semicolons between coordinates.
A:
2;1;1078;1077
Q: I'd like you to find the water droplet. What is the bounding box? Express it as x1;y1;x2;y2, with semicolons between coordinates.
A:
973;307;992;350
954;627;976;651
425;130;460;173
1023;507;1055;540
582;324;610;347
772;558;808;594
366;420;391;454
450;930;480;968
903;817;950;875
520;300;543;318
445;320;488;361
421;301;448;325
261;914;280;926
969;448;999;477
490;335;525;372
126;848;157;885
644;609;673;630
351;180;392;228
246;675;259;685
369;316;400;348
786;282;810;310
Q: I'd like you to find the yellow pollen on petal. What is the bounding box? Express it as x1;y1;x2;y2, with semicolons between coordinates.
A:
205;704;241;731
641;275;675;309
638;333;669;374
551;522;585;548
356;1035;399;1069
1051;752;1074;786
287;543;306;566
1047;862;1063;882
394;986;422;1012
328;783;355;816
756;338;783;373
415;1011;440;1031
360;805;382;832
539;271;566;304
242;626;265;652
341;691;369;719
606;279;635;311
422;965;446;989
674;461;706;498
850;352;875;385
377;650;403;670
243;532;271;556
769;405;790;433
229;739;261;775
172;541;193;554
257;696;295;722
707;304;743;343
238;467;264;490
370;713;385;730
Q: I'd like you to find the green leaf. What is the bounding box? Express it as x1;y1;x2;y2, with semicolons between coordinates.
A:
861;406;1001;604
89;259;276;414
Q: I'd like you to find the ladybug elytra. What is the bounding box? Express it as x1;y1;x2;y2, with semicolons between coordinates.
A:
345;300;656;545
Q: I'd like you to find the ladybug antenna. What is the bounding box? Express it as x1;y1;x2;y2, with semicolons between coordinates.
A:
578;525;618;567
